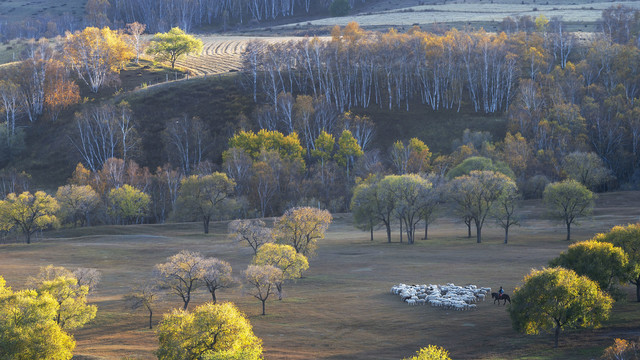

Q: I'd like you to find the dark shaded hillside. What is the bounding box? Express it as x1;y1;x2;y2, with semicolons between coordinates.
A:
13;74;507;190
354;105;506;156
124;75;255;170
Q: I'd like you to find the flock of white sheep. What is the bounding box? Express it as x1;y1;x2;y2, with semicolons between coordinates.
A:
390;283;491;311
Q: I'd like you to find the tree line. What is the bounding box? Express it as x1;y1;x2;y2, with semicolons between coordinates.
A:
242;8;640;186
0;0;362;41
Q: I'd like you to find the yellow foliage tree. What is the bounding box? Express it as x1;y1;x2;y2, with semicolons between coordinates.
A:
254;243;309;300
403;345;452;360
64;27;134;92
0;191;59;244
156;302;262;360
509;267;613;348
35;276;97;330
56;185;100;227
0;276;76;360
274;206;332;257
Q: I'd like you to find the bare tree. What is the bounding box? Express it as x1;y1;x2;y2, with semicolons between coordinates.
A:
0;80;21;135
72;268;101;292
71;104;139;172
228;219;273;255
126;22;147;64
164;115;209;176
125;281;160;329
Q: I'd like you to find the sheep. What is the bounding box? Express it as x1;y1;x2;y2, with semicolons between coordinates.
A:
391;282;490;310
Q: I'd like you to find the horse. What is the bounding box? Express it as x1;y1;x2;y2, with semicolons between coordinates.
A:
491;292;511;305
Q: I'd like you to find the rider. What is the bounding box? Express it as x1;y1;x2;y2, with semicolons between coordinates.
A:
498;286;504;299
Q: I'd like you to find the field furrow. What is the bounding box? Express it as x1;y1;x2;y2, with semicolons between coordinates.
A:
174;36;326;76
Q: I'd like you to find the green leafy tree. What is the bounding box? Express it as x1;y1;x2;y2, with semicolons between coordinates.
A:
56;184;100;227
449;171;516;243
594;223;640;301
492;181;520;244
228;129;304;161
0;191;59;244
447;156;515;180
274;206;332;257
244;264;282;315
379;174;432;244
561;151;612;190
390;138;432;175
175;173;235;234
334;129;363;182
351;178;381;241
146;27;203;69
403;345;452;360
549;240;629;294
509;267;613;348
420;173;444;240
254;243;309;300
107;184;150;225
156;302;262;360
311;130;335;184
0;277;75;360
543;180;595;241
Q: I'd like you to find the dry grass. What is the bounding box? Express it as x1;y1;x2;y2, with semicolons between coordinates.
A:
280;0;640;30
2;191;640;359
0;0;85;20
174;36;329;76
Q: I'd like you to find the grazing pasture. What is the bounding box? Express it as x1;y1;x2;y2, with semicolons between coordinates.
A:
2;192;640;359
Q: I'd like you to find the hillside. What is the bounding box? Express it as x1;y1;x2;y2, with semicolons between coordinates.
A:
14;69;505;190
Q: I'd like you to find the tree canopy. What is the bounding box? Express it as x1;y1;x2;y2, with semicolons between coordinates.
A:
447;156;515;180
448;170;516;243
379;174;432;244
156;302;262;360
254;243;309;299
274;207;332;257
543;180;595;240
549;240;629;295
509;267;613;348
0;191;59;244
244;264;282;315
56;184;99;227
146;27;203;69
174;173;235;234
403;345;452;360
0;276;75;360
594;223;640;302
154;250;205;310
64;26;134;92
107;184;150;225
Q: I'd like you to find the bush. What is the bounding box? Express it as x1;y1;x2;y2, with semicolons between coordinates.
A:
520;174;549;199
330;0;350;16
